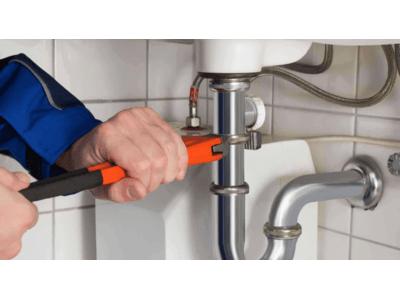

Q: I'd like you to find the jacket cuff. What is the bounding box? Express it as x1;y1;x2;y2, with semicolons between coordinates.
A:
0;54;101;179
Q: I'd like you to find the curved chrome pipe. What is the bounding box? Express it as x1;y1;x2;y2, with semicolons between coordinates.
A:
263;156;383;260
269;170;366;228
209;78;250;260
209;77;383;260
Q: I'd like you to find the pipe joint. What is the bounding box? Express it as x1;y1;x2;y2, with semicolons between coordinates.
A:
210;182;249;196
264;223;302;240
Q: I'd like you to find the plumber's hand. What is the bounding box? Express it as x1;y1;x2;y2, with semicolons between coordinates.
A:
57;107;188;202
0;169;37;259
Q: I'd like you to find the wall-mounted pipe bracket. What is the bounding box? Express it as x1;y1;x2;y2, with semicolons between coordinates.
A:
342;155;383;210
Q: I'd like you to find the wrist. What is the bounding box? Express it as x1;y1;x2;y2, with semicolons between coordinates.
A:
56;147;74;171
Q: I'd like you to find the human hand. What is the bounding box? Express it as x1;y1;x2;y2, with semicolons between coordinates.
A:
57;107;188;202
0;169;37;259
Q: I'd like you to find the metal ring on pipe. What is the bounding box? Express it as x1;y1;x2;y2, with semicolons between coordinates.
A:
264;223;302;240
210;182;249;195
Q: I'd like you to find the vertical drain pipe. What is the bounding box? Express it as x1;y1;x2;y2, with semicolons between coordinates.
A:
209;78;250;260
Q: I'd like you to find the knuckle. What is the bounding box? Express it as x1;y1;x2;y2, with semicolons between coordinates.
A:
172;132;181;143
143;107;154;114
153;154;167;169
97;122;114;137
164;140;177;153
136;188;147;200
115;109;132;123
136;160;151;173
19;203;38;230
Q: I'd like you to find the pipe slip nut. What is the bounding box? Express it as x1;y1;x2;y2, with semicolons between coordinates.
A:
210;182;249;195
264;223;302;240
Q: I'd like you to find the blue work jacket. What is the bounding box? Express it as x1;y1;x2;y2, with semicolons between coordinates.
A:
0;54;101;179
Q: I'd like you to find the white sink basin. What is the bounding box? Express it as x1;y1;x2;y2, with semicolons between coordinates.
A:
195;39;400;74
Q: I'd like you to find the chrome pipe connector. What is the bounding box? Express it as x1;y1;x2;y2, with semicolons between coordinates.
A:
210;183;249;196
211;78;249;260
264;223;302;240
209;75;383;261
263;155;383;260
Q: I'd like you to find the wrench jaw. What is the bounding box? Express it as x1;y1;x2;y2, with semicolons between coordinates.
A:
212;143;227;157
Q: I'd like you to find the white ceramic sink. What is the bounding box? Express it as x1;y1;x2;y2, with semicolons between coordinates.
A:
195;39;400;74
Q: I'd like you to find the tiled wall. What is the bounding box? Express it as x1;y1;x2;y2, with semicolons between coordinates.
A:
1;40;399;259
269;44;400;259
0;39;196;259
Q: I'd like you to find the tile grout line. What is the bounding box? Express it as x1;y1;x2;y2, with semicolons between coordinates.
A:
270;75;275;136
54;204;95;213
81;97;400;125
145;40;149;107
51;39;56;260
349;46;361;260
319;225;400;252
82;97;188;104
266;102;400;123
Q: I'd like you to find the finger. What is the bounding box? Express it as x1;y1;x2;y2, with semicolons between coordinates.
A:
102;137;151;190
93;178;147;202
145;124;179;184
0;168;30;191
118;109;179;186
141;108;188;179
130;133;166;192
13;200;38;231
169;130;188;180
14;172;31;190
0;240;22;260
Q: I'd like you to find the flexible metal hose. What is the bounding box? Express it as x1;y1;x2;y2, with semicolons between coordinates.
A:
257;45;397;108
283;44;333;74
395;44;400;76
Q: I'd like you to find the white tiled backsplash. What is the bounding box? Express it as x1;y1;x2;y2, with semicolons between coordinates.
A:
2;40;400;259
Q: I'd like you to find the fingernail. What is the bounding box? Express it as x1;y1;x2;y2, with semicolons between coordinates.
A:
127;187;137;199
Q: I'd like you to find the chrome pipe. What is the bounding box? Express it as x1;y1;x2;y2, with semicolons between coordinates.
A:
210;79;249;260
263;156;383;260
209;76;383;261
269;170;366;228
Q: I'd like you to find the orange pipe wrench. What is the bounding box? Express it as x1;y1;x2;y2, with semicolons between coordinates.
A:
21;135;224;202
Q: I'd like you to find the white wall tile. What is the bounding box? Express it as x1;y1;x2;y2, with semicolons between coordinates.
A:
85;101;146;121
148;99;188;122
15;213;53;260
55;191;94;210
55;40;147;100
353;116;400;248
351;238;400;259
148;41;194;99
55;207;96;259
318;228;349;260
197;98;208;125
273;107;354;233
358;46;400;118
0;39;53;73
318;199;353;234
274;44;357;113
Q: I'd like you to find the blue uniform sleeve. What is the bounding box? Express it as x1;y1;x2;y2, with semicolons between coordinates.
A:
0;54;101;179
